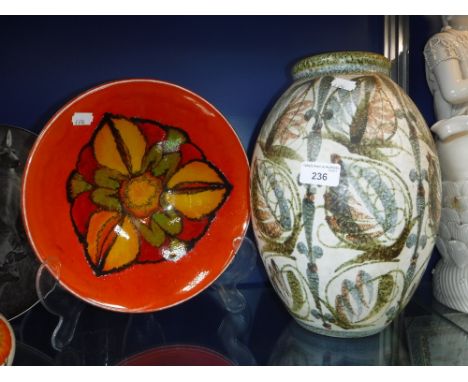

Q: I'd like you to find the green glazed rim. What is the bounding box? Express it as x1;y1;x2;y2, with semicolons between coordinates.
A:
292;51;392;80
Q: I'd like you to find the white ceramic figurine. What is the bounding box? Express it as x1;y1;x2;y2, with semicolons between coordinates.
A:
425;15;468;313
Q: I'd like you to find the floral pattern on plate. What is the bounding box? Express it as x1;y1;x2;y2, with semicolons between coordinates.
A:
67;113;231;276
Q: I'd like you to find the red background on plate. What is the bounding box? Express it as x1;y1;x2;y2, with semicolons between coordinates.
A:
22;79;249;312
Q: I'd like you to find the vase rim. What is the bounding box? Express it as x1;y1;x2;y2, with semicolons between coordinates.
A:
292;51;392;80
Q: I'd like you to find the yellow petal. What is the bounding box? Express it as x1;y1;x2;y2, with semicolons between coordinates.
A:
166;160;225;189
94;123;129;175
112;117;146;174
86;211;121;267
102;216;140;272
164;189;227;220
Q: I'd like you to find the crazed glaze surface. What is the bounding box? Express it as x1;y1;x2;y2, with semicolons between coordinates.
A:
251;52;441;337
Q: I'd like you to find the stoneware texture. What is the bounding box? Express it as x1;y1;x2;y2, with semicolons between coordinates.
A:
251;51;441;337
433;180;468;312
0;314;15;366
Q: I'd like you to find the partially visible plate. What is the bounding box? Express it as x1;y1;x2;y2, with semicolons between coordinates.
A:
118;345;233;366
0;125;38;320
0;314;15;366
22;79;250;312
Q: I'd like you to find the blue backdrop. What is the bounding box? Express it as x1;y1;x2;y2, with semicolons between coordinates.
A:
409;16;443;285
2;16;423;286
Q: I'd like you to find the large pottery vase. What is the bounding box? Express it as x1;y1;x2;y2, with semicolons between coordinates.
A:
251;52;441;337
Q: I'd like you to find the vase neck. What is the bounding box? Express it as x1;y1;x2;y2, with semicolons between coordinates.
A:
292;51;392;81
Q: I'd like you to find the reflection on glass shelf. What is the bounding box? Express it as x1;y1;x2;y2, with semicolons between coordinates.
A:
428;299;468;333
12;342;55;366
406;313;468;365
269;321;394;366
118;345;233;366
406;296;468;366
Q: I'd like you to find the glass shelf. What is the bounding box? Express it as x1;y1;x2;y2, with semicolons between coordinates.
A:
404;284;468;366
9;279;468;366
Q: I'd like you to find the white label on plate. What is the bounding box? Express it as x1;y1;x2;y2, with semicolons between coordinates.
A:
299;161;341;187
331;77;356;92
72;112;94;126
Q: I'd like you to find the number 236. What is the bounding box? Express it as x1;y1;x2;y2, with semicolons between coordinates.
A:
311;172;327;181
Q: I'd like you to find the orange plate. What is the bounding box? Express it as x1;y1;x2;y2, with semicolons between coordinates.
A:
22;79;249;313
118;345;233;366
0;314;14;366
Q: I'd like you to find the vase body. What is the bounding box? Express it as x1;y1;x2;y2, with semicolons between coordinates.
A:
251;52;441;337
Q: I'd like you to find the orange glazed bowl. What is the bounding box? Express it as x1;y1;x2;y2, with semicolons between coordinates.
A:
22;79;249;313
0;314;15;366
